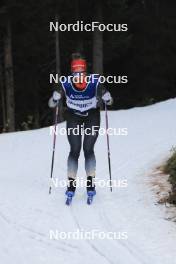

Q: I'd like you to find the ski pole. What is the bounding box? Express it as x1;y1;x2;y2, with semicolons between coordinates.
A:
49;103;59;194
105;103;112;192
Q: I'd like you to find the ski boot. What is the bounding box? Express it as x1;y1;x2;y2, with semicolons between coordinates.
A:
65;178;76;205
87;176;96;205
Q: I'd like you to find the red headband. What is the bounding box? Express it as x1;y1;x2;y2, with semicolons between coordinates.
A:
71;59;87;73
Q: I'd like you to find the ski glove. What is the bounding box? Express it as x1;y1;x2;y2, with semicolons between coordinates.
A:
48;91;61;108
102;91;113;105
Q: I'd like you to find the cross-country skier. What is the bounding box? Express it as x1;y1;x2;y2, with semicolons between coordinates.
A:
49;53;113;203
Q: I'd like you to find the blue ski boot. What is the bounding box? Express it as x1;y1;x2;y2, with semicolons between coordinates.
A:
65;178;76;206
87;176;96;205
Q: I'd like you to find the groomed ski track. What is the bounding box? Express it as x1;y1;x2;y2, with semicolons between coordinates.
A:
0;99;176;264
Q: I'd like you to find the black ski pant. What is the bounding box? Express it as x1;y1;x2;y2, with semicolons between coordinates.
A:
66;109;100;179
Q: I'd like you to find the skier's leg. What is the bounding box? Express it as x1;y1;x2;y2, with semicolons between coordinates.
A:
83;110;100;191
66;114;82;191
66;177;76;193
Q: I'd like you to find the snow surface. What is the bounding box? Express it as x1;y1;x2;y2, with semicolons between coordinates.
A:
1;99;176;264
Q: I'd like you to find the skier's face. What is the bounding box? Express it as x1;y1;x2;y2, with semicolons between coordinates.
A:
72;72;87;90
72;72;86;83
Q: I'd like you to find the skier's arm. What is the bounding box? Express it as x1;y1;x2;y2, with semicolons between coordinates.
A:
48;83;64;108
97;83;113;106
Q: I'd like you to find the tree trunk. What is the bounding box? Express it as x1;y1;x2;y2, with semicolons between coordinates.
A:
55;13;63;122
55;14;61;77
155;0;160;17
93;0;103;75
4;16;15;132
75;0;84;53
33;79;40;129
0;61;6;130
